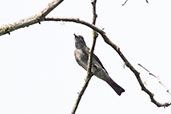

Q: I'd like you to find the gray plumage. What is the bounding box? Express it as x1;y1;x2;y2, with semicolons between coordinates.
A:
74;34;125;96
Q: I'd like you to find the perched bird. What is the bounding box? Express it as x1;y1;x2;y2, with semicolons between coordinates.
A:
74;34;125;96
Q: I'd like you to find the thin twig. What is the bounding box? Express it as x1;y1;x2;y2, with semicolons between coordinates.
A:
146;0;149;3
71;72;92;114
71;1;98;114
0;0;64;36
122;0;128;6
91;0;97;25
88;0;98;76
138;64;171;96
122;0;149;6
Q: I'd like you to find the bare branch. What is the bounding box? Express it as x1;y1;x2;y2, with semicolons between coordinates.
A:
122;0;128;6
146;0;149;3
44;17;171;107
71;1;98;114
71;71;92;114
88;0;98;78
122;0;149;6
0;0;64;36
40;0;64;18
91;0;97;25
138;64;171;96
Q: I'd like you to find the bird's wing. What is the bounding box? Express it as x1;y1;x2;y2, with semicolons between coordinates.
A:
85;46;109;74
92;53;108;74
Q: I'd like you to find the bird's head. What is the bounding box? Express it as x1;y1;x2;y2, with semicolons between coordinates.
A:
74;34;86;49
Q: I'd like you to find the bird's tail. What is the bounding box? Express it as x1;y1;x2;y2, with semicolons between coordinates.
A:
106;76;125;96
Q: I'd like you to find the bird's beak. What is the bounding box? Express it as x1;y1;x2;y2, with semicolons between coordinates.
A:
74;33;77;37
74;34;78;40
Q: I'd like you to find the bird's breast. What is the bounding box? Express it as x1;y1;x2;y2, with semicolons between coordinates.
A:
74;49;88;70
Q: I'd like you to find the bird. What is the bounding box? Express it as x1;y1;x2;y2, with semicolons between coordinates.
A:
74;34;125;96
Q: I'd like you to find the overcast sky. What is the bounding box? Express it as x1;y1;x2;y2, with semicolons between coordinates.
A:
0;0;171;114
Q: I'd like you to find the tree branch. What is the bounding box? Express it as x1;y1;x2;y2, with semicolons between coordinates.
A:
44;17;171;107
122;0;129;6
138;64;171;96
146;0;149;3
91;0;97;25
71;70;92;114
71;1;98;114
122;0;149;6
0;0;63;36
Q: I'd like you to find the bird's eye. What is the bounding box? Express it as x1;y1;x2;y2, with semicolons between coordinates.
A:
80;37;83;40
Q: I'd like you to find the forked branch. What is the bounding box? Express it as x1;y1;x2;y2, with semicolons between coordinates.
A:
0;0;64;36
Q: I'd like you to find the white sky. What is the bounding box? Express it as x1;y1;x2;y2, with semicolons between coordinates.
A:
0;0;171;114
